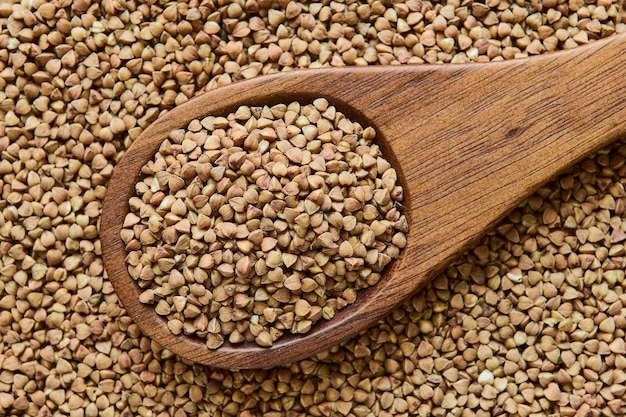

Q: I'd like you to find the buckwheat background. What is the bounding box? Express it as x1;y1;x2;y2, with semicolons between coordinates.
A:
1;0;625;416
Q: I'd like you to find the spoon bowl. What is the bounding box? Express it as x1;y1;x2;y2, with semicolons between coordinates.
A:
101;33;626;369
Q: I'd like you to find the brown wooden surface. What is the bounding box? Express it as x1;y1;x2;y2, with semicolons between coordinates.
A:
101;33;626;369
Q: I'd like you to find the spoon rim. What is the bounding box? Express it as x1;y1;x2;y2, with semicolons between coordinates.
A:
101;85;414;368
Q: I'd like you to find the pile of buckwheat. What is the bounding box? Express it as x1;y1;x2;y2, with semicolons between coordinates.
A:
122;100;407;348
1;0;625;416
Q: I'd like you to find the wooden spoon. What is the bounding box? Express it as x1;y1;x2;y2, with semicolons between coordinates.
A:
101;33;626;369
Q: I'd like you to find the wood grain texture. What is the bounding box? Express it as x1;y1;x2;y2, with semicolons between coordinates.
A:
101;33;626;369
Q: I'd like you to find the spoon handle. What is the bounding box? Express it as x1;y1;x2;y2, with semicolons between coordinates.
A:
356;34;626;284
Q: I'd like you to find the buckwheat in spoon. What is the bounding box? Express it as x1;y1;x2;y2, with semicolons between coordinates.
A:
101;33;626;369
